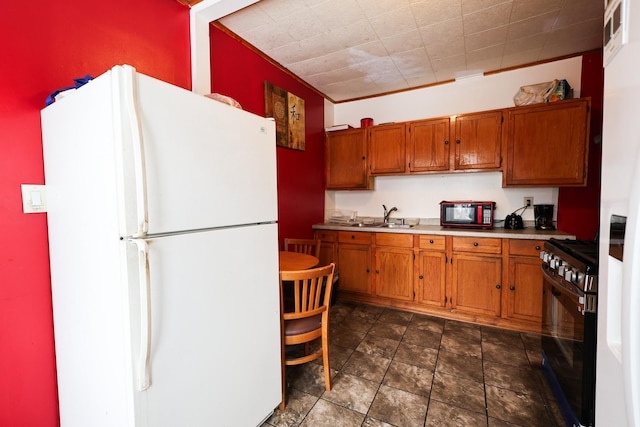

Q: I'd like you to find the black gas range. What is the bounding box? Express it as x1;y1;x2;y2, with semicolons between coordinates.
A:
540;238;599;427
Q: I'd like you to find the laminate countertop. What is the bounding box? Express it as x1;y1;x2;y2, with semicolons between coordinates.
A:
312;222;576;240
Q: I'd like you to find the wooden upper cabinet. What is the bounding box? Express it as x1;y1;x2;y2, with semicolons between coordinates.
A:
325;128;371;190
503;98;591;187
453;111;502;170
369;123;406;175
407;117;451;172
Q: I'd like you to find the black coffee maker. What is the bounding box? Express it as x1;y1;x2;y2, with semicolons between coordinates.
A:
534;204;555;230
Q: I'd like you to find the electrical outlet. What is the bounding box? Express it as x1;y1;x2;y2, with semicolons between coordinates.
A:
524;196;534;207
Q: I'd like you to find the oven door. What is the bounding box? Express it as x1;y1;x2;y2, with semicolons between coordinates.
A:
541;267;596;426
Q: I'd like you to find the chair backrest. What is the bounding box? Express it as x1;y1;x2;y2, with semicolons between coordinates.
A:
284;238;321;258
280;263;335;319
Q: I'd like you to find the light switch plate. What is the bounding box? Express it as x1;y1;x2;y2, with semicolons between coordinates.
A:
21;184;47;213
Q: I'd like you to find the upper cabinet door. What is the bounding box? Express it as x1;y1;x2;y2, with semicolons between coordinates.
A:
454;111;502;170
368;123;407;175
325;128;371;190
408;117;451;172
503;98;591;187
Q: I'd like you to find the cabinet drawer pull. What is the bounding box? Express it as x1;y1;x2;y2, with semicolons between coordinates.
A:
351;235;355;239
473;242;479;247
535;245;541;250
429;239;434;244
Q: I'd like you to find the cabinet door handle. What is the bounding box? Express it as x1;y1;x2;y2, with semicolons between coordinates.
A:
456;139;461;144
419;275;424;279
366;268;370;273
444;140;449;145
473;242;479;247
375;269;380;274
509;285;515;291
496;284;501;289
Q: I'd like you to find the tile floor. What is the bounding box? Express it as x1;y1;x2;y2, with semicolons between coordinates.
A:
263;301;565;427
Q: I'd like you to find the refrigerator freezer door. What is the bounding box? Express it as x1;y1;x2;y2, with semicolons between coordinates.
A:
113;65;278;236
127;223;281;426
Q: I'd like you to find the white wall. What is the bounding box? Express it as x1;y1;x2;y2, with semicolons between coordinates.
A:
325;57;582;224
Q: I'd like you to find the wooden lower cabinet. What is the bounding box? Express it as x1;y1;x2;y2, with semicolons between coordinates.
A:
315;230;337;266
315;229;544;333
504;239;544;324
414;235;447;307
336;231;372;295
451;253;502;316
373;233;413;301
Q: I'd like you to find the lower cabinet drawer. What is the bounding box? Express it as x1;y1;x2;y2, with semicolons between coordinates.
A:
452;236;502;254
338;231;372;244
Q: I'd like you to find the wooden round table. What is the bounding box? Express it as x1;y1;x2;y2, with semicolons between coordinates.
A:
278;251;319;271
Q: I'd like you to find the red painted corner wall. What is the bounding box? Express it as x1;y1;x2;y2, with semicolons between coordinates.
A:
557;51;604;240
0;2;190;426
209;25;325;247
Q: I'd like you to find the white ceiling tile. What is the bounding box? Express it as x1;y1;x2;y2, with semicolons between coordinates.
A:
349;41;390;61
465;26;508;51
466;44;504;70
510;0;563;22
380;30;425;54
503;33;548;55
218;5;274;33
461;0;512;15
425;37;465;60
419;17;464;45
431;53;466;72
369;6;418;39
288;50;355;76
237;24;297;51
463;3;512;35
405;73;438;87
391;48;433;75
311;0;368;29
356;0;413;19
501;47;543;68
411;0;462;27
330;20;379;49
256;0;309;20
506;11;559;40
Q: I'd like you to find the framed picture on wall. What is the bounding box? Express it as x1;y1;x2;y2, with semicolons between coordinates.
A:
264;81;305;151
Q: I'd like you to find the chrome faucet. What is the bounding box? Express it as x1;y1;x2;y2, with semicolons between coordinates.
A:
383;205;398;223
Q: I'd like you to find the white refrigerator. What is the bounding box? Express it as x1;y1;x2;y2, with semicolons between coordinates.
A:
41;65;282;427
598;1;640;425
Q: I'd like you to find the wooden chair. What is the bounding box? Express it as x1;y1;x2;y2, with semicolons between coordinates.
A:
279;263;335;410
283;238;321;258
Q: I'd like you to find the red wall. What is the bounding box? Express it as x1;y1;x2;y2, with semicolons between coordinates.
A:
209;25;326;245
0;2;190;425
557;51;604;240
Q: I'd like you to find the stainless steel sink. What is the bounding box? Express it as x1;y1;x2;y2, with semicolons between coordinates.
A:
376;223;413;229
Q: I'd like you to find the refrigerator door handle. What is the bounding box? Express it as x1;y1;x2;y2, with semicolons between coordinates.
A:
132;238;152;391
121;65;149;238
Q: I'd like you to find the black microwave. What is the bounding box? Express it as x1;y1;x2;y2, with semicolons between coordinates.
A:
440;201;495;229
